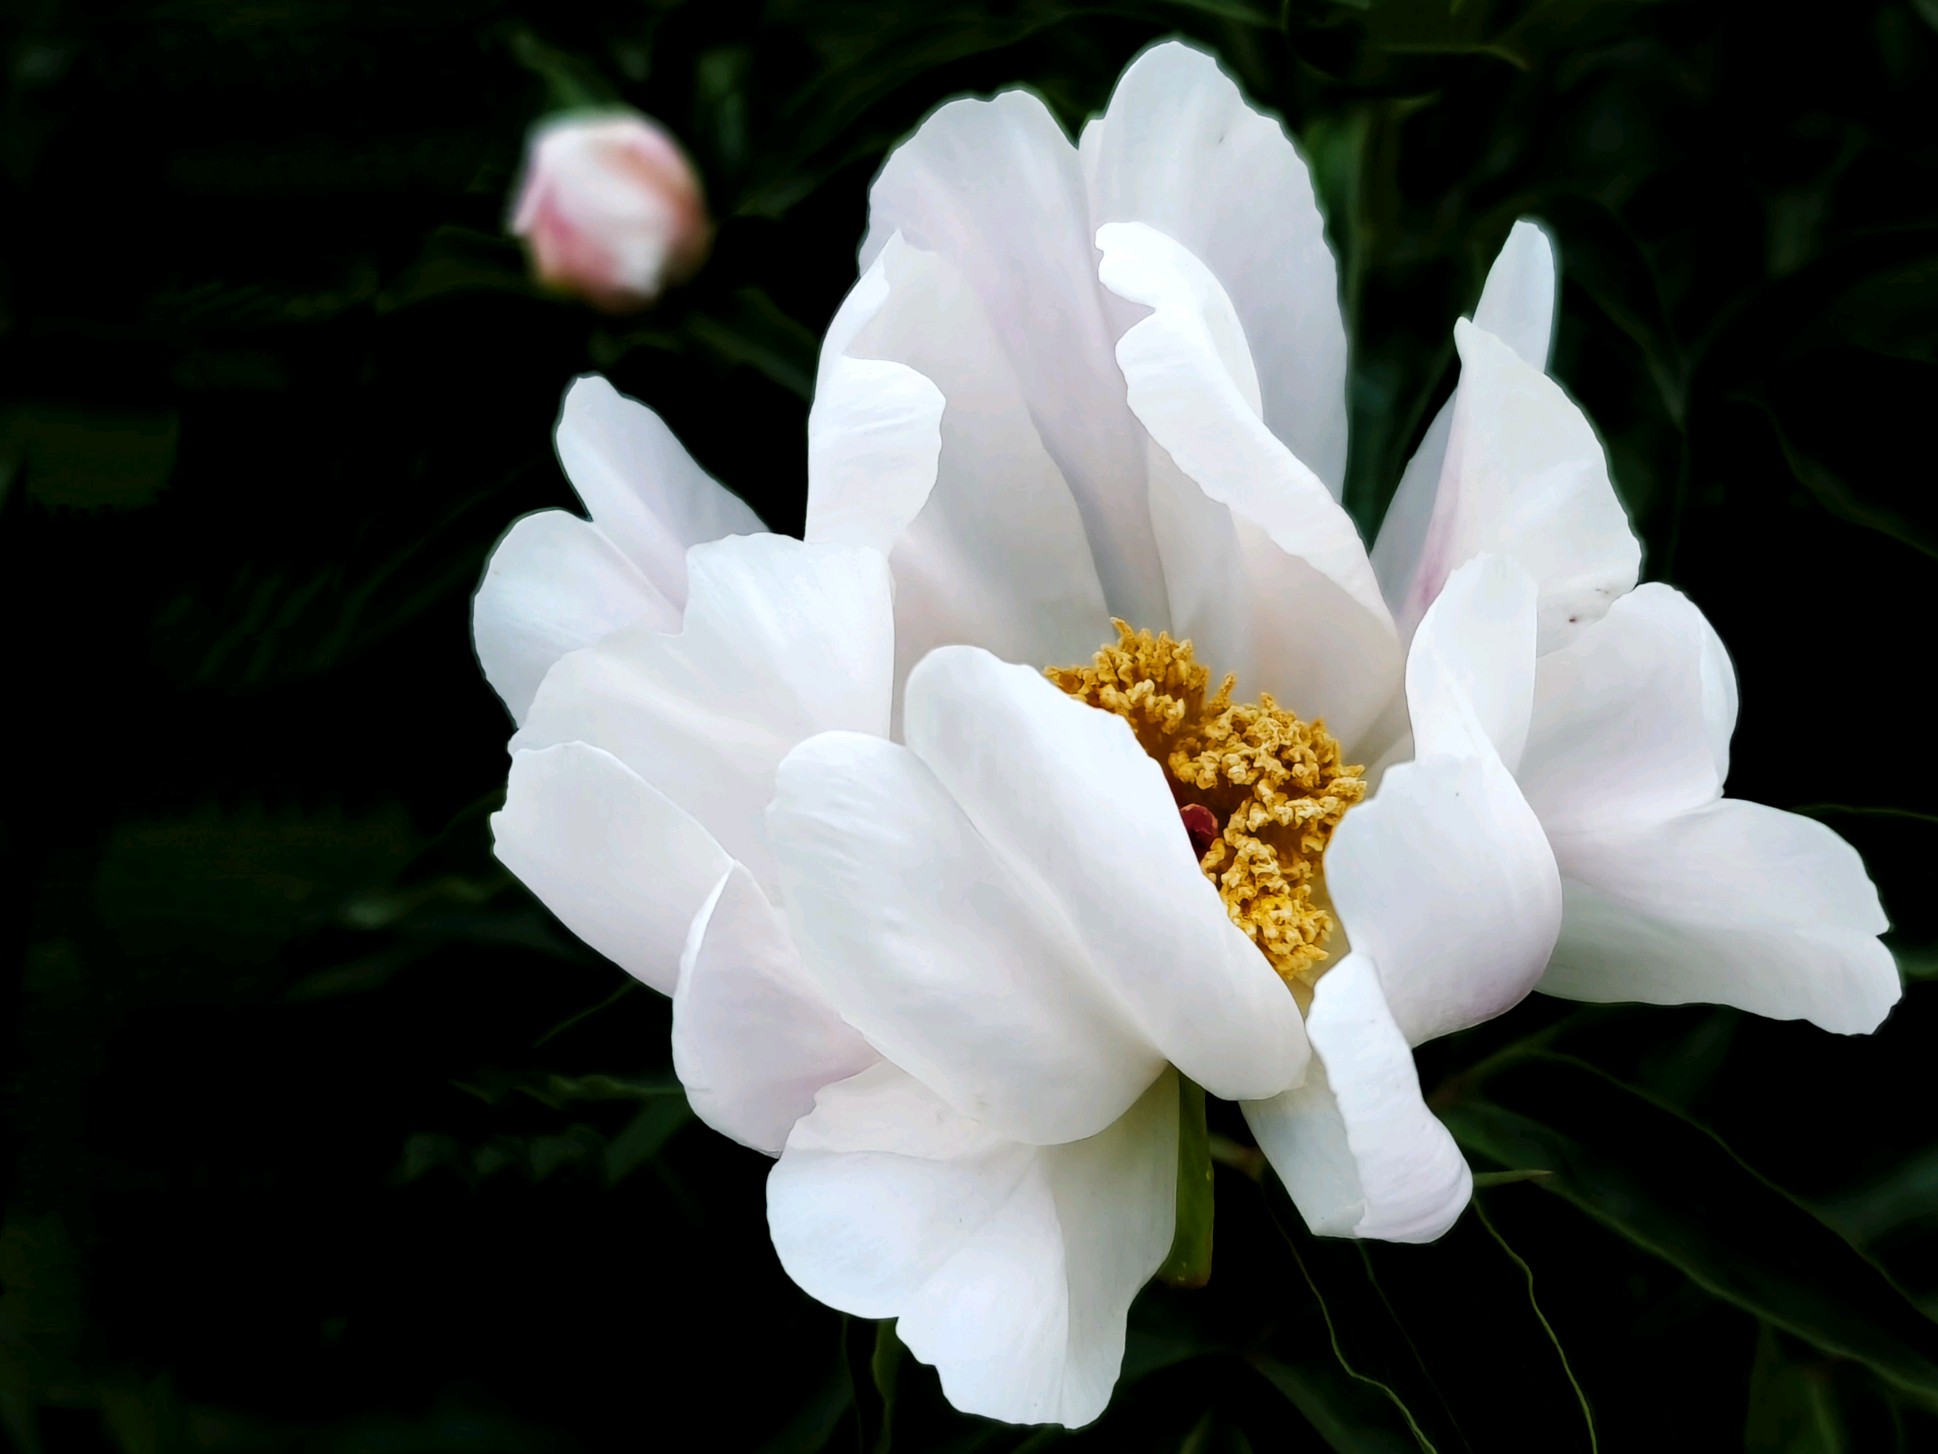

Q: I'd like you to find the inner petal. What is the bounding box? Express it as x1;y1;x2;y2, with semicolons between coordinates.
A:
1047;621;1365;995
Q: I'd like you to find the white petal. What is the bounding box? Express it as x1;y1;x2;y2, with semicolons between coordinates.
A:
513;535;894;890
902;648;1310;1105
1084;41;1348;495
554;376;763;607
492;742;727;996
768;727;1166;1146
472;509;678;723
1521;589;1895;1032
1542;801;1899;1034
859;88;1167;627
1371;220;1562;634
1326;749;1561;1047
1400;320;1640;650
1376;322;1637;651
807;348;944;551
808;237;1112;686
1097;221;1402;749
1697;607;1739;785
1244;955;1471;1243
1516;584;1724;836
1369;401;1455;640
769;1063;1177;1427
671;864;876;1155
1473;219;1558;372
1405;555;1538;773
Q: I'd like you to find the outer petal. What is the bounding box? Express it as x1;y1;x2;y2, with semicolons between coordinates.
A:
1371;222;1557;631
1543;804;1898;1034
1523;588;1897;1033
1083;41;1348;494
1472;219;1559;373
902;648;1309;1105
1381;320;1639;650
492;742;727;996
473;510;677;723
1244;955;1472;1243
1329;558;1562;1044
768;647;1307;1143
808;236;1112;686
768;728;1166;1145
858;88;1167;627
473;377;764;721
553;375;762;606
672;865;877;1155
1516;584;1724;834
769;1063;1176;1427
1405;554;1539;773
1097;222;1401;749
1327;756;1561;1047
512;535;894;891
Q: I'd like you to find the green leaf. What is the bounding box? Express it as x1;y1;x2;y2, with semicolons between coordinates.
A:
6;403;179;511
1245;1357;1421;1454
682;287;821;401
1746;1325;1848;1454
1756;401;1938;563
1822;1144;1938;1245
1442;1052;1938;1397
1471;1196;1597;1451
602;1094;693;1184
1260;1180;1441;1452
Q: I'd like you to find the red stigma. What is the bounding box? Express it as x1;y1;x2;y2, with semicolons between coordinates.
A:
1179;802;1220;858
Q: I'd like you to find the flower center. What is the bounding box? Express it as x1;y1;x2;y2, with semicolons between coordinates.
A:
1047;621;1365;998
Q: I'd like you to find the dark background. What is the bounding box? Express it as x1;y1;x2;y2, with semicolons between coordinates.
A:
6;0;1937;1449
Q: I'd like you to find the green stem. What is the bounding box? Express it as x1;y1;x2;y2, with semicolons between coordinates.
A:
1158;1075;1213;1288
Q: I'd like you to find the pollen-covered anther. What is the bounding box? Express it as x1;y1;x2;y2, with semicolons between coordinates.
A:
1049;622;1366;993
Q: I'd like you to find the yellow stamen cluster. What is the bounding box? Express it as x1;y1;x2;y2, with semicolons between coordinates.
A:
1047;621;1365;994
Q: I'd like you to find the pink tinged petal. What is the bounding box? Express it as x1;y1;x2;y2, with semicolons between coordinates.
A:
1522;588;1896;1032
671;864;877;1155
901;648;1310;1105
492;742;727;996
1243;955;1472;1244
1371;221;1557;626
1387;320;1639;649
472;509;678;723
511;114;710;308
553;375;763;609
1542;803;1899;1034
768;1063;1177;1427
1369;402;1455;639
858;88;1168;628
1096;222;1402;750
1084;41;1349;495
808;237;1112;686
767;727;1167;1146
512;535;894;891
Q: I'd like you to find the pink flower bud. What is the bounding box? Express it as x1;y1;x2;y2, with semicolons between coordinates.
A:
510;111;712;313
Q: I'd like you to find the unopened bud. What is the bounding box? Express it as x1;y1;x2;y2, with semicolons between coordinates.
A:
510;110;711;313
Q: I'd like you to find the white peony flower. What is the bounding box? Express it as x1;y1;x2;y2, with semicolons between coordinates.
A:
473;38;1898;1431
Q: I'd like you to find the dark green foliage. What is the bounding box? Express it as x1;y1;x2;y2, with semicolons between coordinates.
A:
5;0;1936;1449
